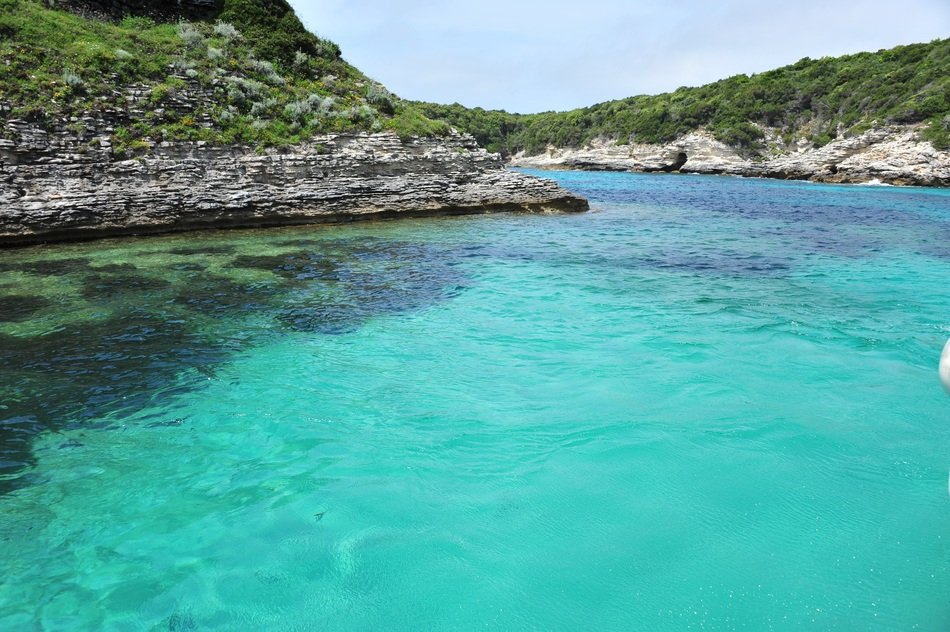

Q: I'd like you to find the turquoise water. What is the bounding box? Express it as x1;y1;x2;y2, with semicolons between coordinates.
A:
1;171;949;630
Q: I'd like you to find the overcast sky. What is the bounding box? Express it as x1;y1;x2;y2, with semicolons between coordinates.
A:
290;1;950;114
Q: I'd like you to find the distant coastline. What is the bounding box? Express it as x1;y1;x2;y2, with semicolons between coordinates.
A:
507;125;949;187
419;38;950;188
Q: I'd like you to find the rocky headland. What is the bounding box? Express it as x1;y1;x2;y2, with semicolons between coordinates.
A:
0;1;587;246
509;124;950;187
0;122;586;246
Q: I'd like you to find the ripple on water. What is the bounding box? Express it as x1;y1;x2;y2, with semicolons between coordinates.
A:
1;174;949;630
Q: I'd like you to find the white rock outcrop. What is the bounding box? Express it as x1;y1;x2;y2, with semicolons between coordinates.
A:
0;126;587;245
510;125;950;187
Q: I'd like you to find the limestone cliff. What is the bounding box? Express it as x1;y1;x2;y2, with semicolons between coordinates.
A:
0;123;586;246
509;125;950;187
0;2;587;245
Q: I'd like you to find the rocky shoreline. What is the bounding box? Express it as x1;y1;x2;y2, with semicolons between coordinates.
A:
0;127;587;246
509;125;950;187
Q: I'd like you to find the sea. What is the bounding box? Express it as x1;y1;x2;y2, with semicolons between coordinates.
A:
1;170;948;630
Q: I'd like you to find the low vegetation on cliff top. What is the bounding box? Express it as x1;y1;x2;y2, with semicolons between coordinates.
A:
1;1;946;158
0;0;448;153
418;38;950;156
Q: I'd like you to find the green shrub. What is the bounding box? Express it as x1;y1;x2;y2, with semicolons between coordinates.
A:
217;0;339;66
283;99;311;121
62;68;83;88
366;83;395;115
149;83;172;104
212;21;241;41
923;116;950;150
176;22;205;49
314;40;340;60
250;98;277;116
386;105;450;140
293;50;309;66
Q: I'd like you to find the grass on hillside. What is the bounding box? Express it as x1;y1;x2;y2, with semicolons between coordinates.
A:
418;39;950;156
0;0;448;154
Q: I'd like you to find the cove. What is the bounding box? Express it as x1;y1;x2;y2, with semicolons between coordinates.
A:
1;171;949;630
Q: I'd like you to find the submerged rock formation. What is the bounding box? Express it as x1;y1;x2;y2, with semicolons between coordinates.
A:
509;125;950;187
0;125;587;246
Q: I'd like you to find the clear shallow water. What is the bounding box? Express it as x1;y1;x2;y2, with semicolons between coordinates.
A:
1;171;949;630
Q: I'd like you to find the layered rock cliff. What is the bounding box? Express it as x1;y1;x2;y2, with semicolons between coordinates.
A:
0;123;586;246
0;2;587;245
509;125;950;187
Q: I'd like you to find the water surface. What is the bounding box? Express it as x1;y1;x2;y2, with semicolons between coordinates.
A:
1;171;949;630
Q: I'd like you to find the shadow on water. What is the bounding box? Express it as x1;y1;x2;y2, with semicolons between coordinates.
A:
0;317;231;493
0;235;467;494
227;238;465;334
80;271;173;299
0;257;93;277
0;295;51;322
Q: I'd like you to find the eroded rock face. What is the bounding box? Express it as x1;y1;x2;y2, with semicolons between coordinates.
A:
509;126;950;187
0;127;587;245
509;132;748;174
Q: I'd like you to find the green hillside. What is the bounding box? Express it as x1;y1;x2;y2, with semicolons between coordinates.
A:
418;39;950;156
0;0;447;154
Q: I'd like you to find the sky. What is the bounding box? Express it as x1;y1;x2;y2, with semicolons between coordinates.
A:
290;1;950;114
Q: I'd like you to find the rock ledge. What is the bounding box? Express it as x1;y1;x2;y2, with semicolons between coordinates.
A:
0;129;587;246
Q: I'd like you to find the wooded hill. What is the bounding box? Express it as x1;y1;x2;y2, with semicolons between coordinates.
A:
418;39;950;156
3;2;946;159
